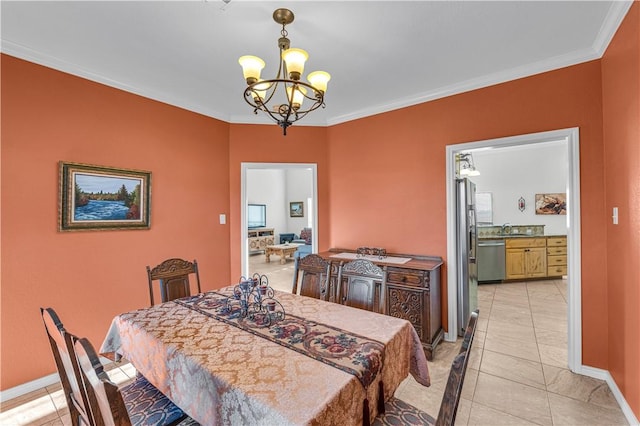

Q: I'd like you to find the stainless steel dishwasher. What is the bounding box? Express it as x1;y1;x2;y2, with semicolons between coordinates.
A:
478;239;506;282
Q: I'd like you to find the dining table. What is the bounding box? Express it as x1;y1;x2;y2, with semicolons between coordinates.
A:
100;283;430;425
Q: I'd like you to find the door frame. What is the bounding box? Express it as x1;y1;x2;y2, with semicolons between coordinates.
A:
445;127;582;372
240;162;318;277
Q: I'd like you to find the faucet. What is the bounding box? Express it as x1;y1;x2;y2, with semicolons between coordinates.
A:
501;223;511;235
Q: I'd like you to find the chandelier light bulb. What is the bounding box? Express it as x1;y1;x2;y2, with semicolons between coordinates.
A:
252;80;270;103
282;48;308;80
286;86;307;109
307;71;331;94
238;55;266;84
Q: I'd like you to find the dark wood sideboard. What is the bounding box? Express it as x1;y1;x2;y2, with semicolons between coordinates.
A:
316;249;444;360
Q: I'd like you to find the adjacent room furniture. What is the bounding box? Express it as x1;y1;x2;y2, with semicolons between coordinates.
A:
248;227;275;254
101;286;430;425
41;308;92;426
292;227;313;259
317;248;444;360
264;243;302;264
146;258;201;306
294;244;313;259
279;233;296;244
505;237;547;279
292;254;331;300
337;259;386;313
373;309;479;426
546;236;567;277
74;336;193;426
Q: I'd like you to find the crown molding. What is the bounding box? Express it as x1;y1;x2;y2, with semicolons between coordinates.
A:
0;40;232;123
3;0;633;129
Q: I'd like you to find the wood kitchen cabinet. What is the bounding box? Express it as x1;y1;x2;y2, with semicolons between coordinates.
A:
505;238;547;279
547;236;567;277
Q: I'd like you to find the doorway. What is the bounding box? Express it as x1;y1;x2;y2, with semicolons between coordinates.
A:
240;163;318;291
445;127;582;372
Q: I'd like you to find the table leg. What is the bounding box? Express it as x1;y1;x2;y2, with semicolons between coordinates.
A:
265;251;271;262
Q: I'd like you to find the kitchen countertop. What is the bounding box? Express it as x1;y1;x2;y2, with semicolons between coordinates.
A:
478;234;567;239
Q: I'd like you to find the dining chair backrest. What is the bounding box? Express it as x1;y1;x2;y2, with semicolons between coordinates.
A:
40;307;92;426
436;309;478;425
373;309;479;426
292;254;331;301
337;259;386;313
147;258;201;305
73;336;192;426
73;336;135;426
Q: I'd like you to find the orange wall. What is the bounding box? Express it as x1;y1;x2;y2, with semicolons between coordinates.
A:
1;55;232;389
227;124;330;280
602;2;640;416
327;61;608;368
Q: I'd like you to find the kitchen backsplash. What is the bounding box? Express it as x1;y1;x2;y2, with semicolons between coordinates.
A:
478;224;545;237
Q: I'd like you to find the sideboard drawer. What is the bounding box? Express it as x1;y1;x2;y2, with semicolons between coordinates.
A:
386;267;427;288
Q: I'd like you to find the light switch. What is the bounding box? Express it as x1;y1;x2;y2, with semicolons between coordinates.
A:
612;207;618;225
219;214;226;225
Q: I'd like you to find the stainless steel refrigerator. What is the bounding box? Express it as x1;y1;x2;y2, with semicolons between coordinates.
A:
456;178;478;336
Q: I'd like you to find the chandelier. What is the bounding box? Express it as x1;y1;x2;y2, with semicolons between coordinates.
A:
238;8;330;136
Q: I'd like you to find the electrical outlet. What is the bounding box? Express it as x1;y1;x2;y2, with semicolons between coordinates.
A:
612;207;618;225
219;214;226;225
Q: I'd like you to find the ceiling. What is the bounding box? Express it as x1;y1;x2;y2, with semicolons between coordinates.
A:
1;1;632;127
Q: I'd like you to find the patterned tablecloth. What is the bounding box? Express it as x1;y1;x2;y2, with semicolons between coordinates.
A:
100;286;430;426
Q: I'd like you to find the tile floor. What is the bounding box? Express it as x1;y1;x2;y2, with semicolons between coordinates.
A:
0;254;629;425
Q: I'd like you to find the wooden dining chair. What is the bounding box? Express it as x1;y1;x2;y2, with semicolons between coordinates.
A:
292;254;332;301
336;259;386;313
147;258;201;305
41;307;92;426
72;335;197;426
373;309;479;426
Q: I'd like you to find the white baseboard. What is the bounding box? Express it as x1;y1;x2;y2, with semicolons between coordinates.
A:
577;365;640;426
0;373;59;403
0;356;115;403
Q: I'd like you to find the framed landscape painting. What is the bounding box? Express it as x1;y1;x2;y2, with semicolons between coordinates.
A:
59;162;151;231
535;193;566;215
289;201;304;217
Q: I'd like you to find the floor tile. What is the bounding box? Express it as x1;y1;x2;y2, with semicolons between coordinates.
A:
542;365;620;409
467;401;540;425
473;372;552;426
0;392;60;426
486;319;537;344
480;350;545;390
547;392;628;425
538;342;568;368
484;333;541;363
534;328;567;349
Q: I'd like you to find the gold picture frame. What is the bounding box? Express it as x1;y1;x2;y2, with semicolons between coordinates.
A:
59;162;151;231
289;201;304;217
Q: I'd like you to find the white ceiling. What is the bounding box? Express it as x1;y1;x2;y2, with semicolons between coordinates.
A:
1;1;632;127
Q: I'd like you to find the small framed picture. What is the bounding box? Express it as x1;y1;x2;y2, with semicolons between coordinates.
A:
535;193;566;215
59;162;151;231
289;201;304;217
